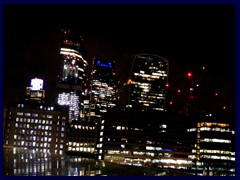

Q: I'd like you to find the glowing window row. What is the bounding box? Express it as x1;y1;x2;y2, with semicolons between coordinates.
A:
15;123;53;131
198;122;229;128
200;155;235;161
14;130;52;137
200;138;231;143
114;126;142;131
68;142;95;146
192;149;234;155
17;105;54;111
13;141;51;147
60;51;83;61
14;135;52;141
67;147;95;152
105;155;191;166
134;72;167;79
70;125;96;130
16;118;53;124
188;127;233;133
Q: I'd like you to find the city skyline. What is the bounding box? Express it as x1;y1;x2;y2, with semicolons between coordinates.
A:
2;3;237;176
4;4;235;112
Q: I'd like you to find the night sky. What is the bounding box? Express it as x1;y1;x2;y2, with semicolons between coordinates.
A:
4;4;235;111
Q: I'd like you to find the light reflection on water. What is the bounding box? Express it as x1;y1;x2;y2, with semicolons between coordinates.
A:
3;147;103;176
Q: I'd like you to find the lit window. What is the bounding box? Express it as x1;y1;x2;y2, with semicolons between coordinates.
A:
17;112;23;116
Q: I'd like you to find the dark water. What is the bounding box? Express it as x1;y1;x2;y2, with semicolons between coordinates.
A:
3;147;167;176
3;147;103;176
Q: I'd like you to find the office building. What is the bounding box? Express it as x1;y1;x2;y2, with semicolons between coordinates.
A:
187;120;235;176
88;58;116;117
120;54;169;112
57;29;88;122
66;120;99;157
99;111;194;175
3;78;68;155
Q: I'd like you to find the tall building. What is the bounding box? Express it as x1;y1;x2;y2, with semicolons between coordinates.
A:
84;58;117;122
121;54;169;112
68;58;117;156
57;29;88;122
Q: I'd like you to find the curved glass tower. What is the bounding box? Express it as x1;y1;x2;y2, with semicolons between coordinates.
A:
127;54;169;112
57;29;88;122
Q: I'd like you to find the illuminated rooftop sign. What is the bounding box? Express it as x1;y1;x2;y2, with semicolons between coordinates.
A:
96;60;112;68
30;78;43;90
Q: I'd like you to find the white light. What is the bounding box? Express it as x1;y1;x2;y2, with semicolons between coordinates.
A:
31;78;43;90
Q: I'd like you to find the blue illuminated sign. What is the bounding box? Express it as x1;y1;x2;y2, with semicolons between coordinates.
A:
162;148;172;152
96;60;112;68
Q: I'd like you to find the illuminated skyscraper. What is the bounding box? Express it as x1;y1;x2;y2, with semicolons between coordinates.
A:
84;58;117;122
57;29;88;122
91;58;117;113
125;54;169;112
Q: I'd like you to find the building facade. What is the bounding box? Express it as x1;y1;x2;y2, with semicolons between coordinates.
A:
86;58;117;119
3;103;68;155
66;120;99;157
3;78;69;155
57;29;88;122
99;111;194;175
25;78;45;104
67;58;117;156
187;120;235;176
122;54;169;112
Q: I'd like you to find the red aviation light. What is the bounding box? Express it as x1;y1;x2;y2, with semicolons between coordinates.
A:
166;83;169;87
187;72;192;78
127;79;132;84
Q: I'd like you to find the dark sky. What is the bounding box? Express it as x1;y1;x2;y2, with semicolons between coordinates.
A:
4;4;235;108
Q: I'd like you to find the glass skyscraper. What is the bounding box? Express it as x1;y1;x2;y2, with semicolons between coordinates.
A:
57;29;88;122
84;58;117;122
126;54;169;112
91;58;117;113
